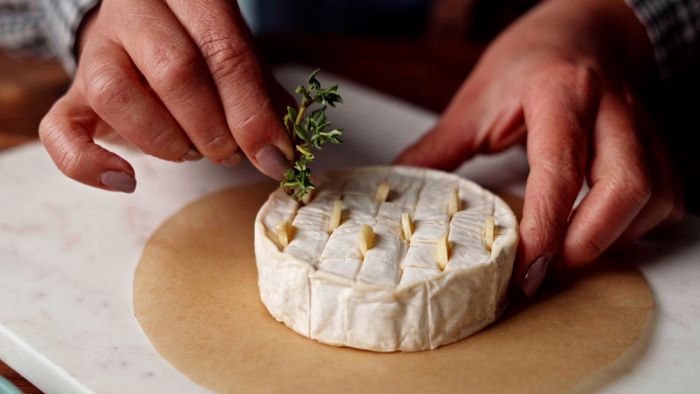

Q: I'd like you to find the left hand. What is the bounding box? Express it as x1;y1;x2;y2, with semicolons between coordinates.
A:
396;0;684;295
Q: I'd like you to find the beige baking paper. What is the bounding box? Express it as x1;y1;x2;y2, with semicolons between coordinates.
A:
134;182;653;394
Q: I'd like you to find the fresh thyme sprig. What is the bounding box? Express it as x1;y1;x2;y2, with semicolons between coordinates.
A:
281;69;344;201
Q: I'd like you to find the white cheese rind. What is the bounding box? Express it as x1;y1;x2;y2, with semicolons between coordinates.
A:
254;166;518;352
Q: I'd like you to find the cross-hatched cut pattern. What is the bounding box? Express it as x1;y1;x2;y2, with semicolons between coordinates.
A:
265;167;496;287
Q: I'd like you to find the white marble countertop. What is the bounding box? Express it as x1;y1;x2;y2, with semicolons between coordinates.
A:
1;67;699;393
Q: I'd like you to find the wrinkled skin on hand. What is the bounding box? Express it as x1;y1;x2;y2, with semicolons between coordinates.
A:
396;0;684;295
40;0;294;193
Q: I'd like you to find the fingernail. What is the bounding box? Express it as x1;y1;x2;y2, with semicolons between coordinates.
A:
255;145;290;180
522;255;549;297
100;171;136;193
182;147;202;161
221;152;243;167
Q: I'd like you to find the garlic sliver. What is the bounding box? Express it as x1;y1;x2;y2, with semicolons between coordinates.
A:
328;199;343;234
401;213;414;241
359;224;375;257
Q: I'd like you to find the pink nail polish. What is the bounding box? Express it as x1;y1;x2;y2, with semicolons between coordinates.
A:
522;255;549;297
100;171;136;193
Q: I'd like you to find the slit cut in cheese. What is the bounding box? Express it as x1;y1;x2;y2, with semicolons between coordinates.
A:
254;166;518;352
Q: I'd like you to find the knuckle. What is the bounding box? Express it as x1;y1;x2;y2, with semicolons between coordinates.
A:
550;63;598;93
603;156;652;212
58;149;83;179
230;99;266;131
84;64;131;110
571;64;598;96
616;170;652;209
38;113;59;145
140;129;183;159
198;32;254;81
579;235;606;262
522;198;566;253
536;63;599;115
200;132;236;158
536;151;584;190
667;203;685;224
39;116;83;179
654;190;675;221
148;43;199;91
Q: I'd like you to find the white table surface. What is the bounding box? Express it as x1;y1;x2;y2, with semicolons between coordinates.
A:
1;66;699;394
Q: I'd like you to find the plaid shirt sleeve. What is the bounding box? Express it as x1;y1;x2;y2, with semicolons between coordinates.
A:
625;0;700;80
0;0;50;55
0;0;100;73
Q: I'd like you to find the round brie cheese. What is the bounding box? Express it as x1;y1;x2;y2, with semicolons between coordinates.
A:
254;166;518;352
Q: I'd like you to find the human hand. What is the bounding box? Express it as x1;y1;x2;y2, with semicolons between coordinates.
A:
396;0;684;295
39;0;294;193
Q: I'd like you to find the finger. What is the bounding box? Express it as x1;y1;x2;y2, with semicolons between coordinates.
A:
115;0;239;165
618;132;675;243
517;65;598;296
166;0;293;179
394;78;525;170
659;163;686;228
634;95;685;229
80;38;192;162
39;87;137;193
562;92;651;267
618;128;677;241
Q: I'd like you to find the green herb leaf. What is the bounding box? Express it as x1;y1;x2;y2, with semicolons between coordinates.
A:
307;68;322;90
281;70;344;201
293;124;308;142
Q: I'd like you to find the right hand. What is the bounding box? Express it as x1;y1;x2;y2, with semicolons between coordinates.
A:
40;0;294;193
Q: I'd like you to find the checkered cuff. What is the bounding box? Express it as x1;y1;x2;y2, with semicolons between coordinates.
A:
625;0;700;80
36;0;101;74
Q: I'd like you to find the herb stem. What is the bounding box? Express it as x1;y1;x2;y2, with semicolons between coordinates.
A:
294;105;307;126
281;69;343;201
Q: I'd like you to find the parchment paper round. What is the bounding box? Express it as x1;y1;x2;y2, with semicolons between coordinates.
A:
134;182;652;393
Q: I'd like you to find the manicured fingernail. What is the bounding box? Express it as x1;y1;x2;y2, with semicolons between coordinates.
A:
182;147;202;161
255;145;290;180
221;152;243;167
522;255;549;297
100;171;136;193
